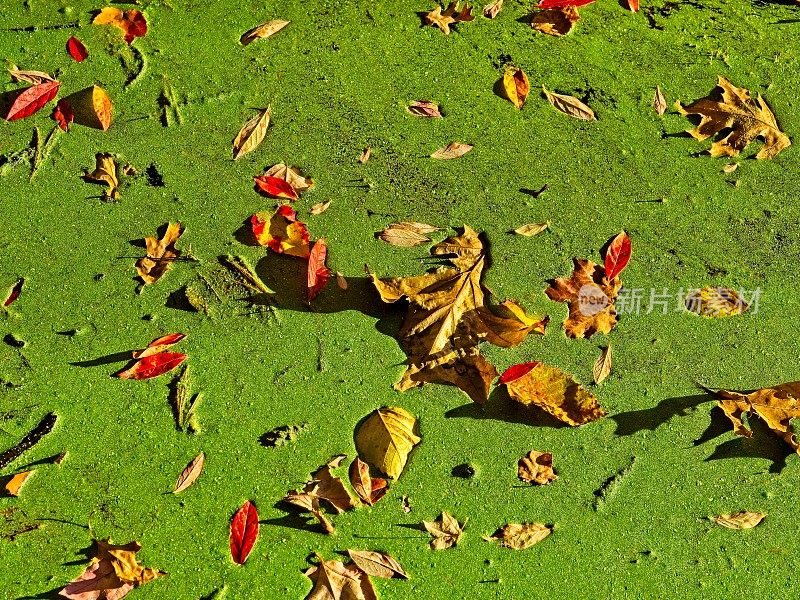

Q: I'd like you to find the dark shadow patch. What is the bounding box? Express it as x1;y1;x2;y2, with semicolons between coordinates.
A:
610;393;712;436
69;351;132;368
702;411;792;474
444;385;568;429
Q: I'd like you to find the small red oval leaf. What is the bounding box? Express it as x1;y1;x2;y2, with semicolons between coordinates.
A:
604;231;632;280
230;500;259;565
66;36;89;62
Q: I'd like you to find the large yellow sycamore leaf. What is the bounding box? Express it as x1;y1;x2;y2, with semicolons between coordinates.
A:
677;76;790;159
499;362;605;426
714;381;800;453
371;226;548;403
355;407;420;479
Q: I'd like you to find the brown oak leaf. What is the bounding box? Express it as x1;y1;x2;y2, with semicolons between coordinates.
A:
517;450;557;485
423;512;465;550
424;2;475;35
135;222;183;285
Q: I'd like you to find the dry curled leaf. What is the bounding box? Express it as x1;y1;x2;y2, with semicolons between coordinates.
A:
8;67;55;85
425;1;475;34
372;226;548;403
713;381;800;453
685;287;748;318
677;76;790;159
517;450;557;485
336;272;348;290
308;239;331;302
309;455;358;513
261;162;314;192
173;452;204;493
3;470;33;497
358;147;372;164
484;523;551;549
347;550;408;579
251;205;311;258
713;511;765;530
431;142;473;159
407;100;442;118
349;457;388;506
378;222;440;247
653;85;667;116
232;107;271;160
284;489;336;534
136;222;183;285
502;67;530;110
355;407;420;479
83;153;120;200
310;201;331;215
132;333;186;359
240;19;290;46
500;362;605;426
543;87;596;120
532;6;580;36
593;345;612;385
423;512;465;550
303;555;374;600
514;222;549;237
64;85;113;131
483;0;503;18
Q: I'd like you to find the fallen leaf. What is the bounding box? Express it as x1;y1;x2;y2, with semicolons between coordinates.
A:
502;67;530;110
713;381;800;453
653;85;667;116
136;222;183;285
308;239;331;302
517;450;557;485
263;162;315;192
261;423;308;447
685;287;748;317
303;555;370;600
132;333;186;359
240;19;290;46
3;278;24;308
173;452;204;493
254;175;299;200
514;222;549;237
372;226;548;403
7;67;55;85
230;501;259;565
542;87;596;120
66;37;89;62
310;201;331;215
723;163;739;174
423;512;465;550
627;0;640;11
116;352;187;380
407;100;442;118
358;147;372;164
604;231;632;280
483;0;503;18
424;2;475;34
59;538;164;599
347;550;408;579
532;6;580;36
232;107;271;160
93;7;147;44
593;345;612;384
484;523;551;549
378;222;440;247
500;362;606;426
3;470;33;497
52;99;75;131
284;489;336;534
83;153;120;200
349;457;388;506
355;406;420;479
4;80;61;121
713;511;766;530
251;205;311;258
336;272;348;290
677;76;790;159
309;456;358;513
66;85;113;131
538;0;594;6
431;142;473;159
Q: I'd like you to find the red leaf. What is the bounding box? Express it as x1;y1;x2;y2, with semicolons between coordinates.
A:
499;362;540;385
132;333;186;359
115;352;187;380
307;239;331;302
52;99;74;131
124;10;148;44
230;500;259;565
66;36;88;62
538;0;595;7
604;231;632;279
253;175;299;201
5;80;62;121
627;0;640;10
3;278;24;308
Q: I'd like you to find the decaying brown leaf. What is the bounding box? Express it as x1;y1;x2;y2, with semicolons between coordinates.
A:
532;6;580;36
347;549;408;579
593;345;612;384
232;106;271;160
284;489;335;535
484;523;551;549
173;452;204;493
517;450;557;485
358;147;372;164
83;152;120;201
653;85;667;116
425;2;475;35
349;457;388;506
514;222;549;237
713;381;800;453
378;222;440;247
712;511;766;530
8;66;56;85
136;222;183;285
431;142;473;159
500;362;606;426
371;226;548;404
407;100;443;118
303;554;376;600
685;287;748;317
483;0;503;18
336;272;348;290
545;258;621;338
542;87;596;121
677;76;790;159
423;512;466;550
3;470;33;497
240;19;290;46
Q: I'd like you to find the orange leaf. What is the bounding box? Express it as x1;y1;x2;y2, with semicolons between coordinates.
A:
604;231;631;280
230;501;259;565
94;7;147;44
250;205;310;258
308;239;331;302
253;175;299;200
627;0;640;11
3;470;33;497
132;333;186;359
116;352;187;380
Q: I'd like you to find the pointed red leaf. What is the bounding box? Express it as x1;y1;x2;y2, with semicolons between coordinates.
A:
604;231;632;279
230;500;259;565
499;362;540;385
307;239;331;302
115;352;187;380
5;80;62;121
627;0;639;11
66;36;89;62
253;175;299;201
538;0;595;7
52;99;74;131
132;333;186;359
3;278;24;308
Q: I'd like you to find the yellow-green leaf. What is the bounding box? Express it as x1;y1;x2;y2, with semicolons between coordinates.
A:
354;406;420;479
